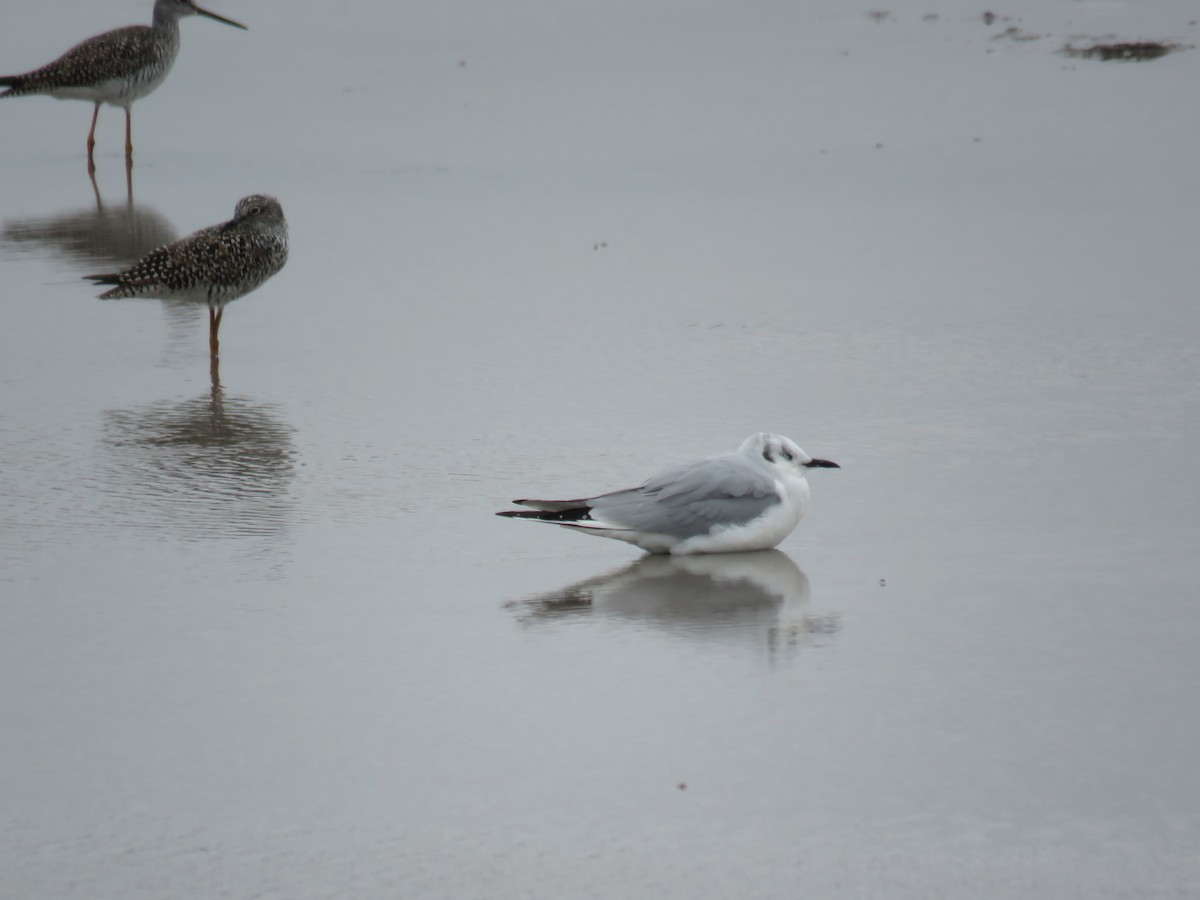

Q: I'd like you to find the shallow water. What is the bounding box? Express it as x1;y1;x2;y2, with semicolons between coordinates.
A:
2;1;1199;897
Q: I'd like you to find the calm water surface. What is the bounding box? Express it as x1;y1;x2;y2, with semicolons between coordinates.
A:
2;1;1199;897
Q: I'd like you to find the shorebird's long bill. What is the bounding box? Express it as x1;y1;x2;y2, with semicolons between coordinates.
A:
192;3;249;29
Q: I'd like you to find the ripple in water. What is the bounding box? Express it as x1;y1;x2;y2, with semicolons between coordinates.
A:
97;374;297;542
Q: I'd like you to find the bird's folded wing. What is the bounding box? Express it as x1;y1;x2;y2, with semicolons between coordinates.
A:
589;456;779;538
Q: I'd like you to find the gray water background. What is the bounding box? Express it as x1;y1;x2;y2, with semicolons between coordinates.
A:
2;1;1198;897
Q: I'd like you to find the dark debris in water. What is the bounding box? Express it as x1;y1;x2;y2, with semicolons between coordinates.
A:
1062;41;1185;62
992;26;1042;43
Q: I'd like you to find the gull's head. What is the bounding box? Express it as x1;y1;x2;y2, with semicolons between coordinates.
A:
739;433;840;476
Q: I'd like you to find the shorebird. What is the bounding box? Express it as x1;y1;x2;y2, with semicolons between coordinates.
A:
497;433;839;555
0;0;247;168
85;194;288;358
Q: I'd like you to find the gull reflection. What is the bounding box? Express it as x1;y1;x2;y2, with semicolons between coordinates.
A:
506;550;840;659
98;365;297;545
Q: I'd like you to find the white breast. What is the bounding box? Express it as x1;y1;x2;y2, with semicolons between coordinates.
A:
671;475;810;555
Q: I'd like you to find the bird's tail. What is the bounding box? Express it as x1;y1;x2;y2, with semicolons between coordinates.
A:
0;76;27;96
496;503;593;522
82;273;125;299
510;498;592;513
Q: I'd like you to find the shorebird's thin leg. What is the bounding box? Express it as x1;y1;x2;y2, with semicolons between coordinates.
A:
124;107;133;161
209;305;220;357
86;103;100;172
87;167;103;209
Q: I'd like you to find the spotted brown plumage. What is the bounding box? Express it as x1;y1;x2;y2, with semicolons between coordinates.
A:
86;194;287;358
1;0;247;168
0;28;169;98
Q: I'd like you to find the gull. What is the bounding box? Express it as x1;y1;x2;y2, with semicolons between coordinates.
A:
497;433;839;555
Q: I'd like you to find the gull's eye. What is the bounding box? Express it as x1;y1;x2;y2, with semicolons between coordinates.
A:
781;448;794;461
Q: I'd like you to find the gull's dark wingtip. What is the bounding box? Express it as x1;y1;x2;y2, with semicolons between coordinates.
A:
497;509;560;520
497;499;537;518
496;506;593;522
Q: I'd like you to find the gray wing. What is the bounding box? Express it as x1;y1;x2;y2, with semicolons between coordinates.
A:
587;454;780;538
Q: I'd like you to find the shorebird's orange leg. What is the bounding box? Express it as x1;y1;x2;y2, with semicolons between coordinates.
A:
209;306;220;358
124;107;133;161
86;103;100;173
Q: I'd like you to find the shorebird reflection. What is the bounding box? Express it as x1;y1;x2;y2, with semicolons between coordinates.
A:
99;365;296;543
1;170;175;268
505;550;839;659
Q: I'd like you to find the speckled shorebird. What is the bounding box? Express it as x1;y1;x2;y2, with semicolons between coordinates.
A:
86;195;288;358
0;0;247;168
